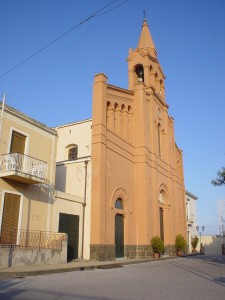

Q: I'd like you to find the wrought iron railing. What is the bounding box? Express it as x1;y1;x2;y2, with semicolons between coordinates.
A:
0;153;48;179
0;229;67;250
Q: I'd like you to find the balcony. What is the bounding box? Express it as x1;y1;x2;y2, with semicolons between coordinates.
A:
0;153;48;184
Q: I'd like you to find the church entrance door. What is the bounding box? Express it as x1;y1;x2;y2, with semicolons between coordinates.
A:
115;214;124;258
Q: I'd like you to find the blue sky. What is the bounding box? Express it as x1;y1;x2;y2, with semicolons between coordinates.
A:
1;0;225;235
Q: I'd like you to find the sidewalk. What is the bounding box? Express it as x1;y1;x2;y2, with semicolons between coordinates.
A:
0;256;175;279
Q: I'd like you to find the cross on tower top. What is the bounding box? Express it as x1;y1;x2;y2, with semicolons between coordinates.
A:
143;10;146;20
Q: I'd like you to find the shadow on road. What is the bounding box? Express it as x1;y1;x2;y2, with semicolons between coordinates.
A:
169;255;225;288
186;254;225;266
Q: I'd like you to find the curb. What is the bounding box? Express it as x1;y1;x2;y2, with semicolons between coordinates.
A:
0;256;177;279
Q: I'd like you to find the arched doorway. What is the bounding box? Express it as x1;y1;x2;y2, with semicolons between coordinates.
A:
115;198;124;258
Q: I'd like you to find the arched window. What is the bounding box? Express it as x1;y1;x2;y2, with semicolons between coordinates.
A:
159;191;164;204
115;198;124;210
135;65;144;83
68;145;78;160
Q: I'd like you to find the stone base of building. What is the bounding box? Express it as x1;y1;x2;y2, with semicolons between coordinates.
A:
90;244;115;261
90;244;177;261
164;244;176;256
124;245;152;258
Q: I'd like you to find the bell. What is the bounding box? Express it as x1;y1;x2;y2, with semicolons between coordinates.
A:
136;66;144;82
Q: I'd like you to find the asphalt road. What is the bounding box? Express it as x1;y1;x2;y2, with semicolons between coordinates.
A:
0;255;224;300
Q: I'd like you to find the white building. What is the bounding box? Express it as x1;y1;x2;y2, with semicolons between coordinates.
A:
186;191;198;253
54;119;92;260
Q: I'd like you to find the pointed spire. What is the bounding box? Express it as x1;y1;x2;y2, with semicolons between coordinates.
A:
137;18;157;57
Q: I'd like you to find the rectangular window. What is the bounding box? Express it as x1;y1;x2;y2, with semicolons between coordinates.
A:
68;147;78;160
10;131;26;154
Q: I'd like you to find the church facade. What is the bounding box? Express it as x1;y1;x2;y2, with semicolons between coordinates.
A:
90;19;186;260
0;18;187;266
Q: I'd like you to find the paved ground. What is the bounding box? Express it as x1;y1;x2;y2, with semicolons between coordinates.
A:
0;257;159;278
0;255;224;299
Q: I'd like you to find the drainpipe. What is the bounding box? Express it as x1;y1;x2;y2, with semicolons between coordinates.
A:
81;160;88;260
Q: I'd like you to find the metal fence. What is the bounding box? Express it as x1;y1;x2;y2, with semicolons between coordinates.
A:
0;153;48;179
0;229;67;250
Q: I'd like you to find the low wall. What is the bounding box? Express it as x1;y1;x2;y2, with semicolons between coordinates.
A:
201;235;225;255
0;240;67;268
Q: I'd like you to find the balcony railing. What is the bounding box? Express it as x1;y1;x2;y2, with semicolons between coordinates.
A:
0;153;48;181
0;229;67;250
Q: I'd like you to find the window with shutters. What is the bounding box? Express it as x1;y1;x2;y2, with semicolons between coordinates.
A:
68;146;78;160
10;131;26;154
0;193;21;244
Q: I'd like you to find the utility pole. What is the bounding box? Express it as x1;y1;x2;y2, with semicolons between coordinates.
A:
0;93;6;143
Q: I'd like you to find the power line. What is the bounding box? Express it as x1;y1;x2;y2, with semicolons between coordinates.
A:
0;0;129;80
14;14;105;107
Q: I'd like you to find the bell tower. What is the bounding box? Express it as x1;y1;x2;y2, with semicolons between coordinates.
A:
127;18;166;102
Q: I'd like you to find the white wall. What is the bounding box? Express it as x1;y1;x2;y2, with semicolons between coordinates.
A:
186;191;198;252
201;235;225;255
54;120;92;260
53;162;92;260
55;119;92;162
0;241;67;268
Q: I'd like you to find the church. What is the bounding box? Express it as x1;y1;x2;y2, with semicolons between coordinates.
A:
55;18;187;260
0;18;187;266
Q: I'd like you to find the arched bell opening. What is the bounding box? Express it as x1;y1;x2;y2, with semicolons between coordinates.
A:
135;64;144;84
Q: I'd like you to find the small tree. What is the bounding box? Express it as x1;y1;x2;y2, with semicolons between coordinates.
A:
151;236;164;254
175;234;186;254
191;235;199;250
211;167;225;186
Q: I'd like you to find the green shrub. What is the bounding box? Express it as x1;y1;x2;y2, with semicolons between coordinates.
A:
151;235;164;254
191;236;199;249
175;234;186;252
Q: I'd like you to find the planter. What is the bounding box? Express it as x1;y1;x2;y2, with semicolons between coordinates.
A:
153;252;160;259
175;234;186;255
151;236;164;258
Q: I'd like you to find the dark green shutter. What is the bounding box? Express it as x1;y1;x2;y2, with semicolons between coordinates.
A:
58;213;79;261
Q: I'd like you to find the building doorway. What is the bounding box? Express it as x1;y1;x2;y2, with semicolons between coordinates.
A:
115;214;124;258
58;213;79;261
159;208;164;241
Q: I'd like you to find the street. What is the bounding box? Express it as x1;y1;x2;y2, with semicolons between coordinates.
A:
0;256;224;299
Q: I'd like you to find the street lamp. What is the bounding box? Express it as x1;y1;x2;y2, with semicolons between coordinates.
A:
196;225;205;254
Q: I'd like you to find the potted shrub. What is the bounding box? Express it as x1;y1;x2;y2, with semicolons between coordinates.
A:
151;235;164;258
191;235;199;253
175;234;186;256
